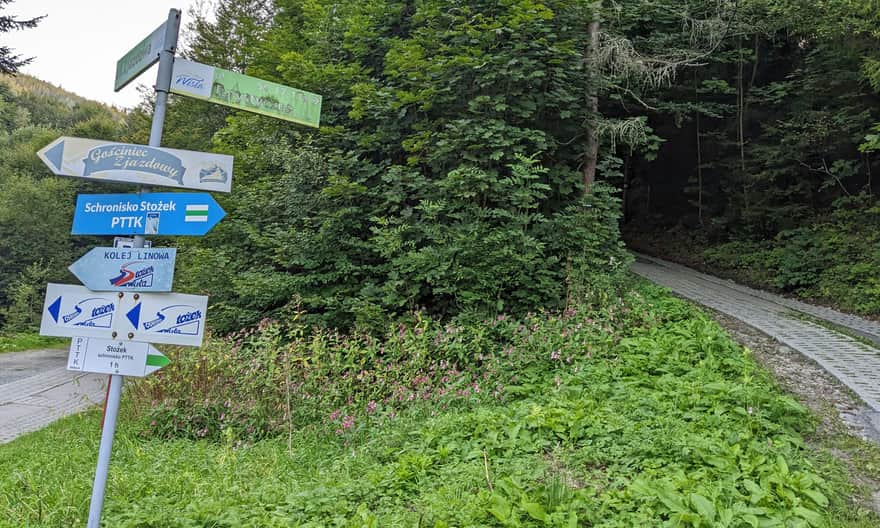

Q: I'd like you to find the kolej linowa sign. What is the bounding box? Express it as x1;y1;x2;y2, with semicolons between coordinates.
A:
69;247;176;292
170;58;322;128
38;136;233;192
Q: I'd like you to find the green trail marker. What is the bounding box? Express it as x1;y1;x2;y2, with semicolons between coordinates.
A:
145;350;171;375
170;58;322;128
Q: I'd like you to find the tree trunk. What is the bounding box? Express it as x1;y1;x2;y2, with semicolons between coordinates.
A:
583;19;600;193
737;36;749;216
695;72;703;226
696;109;704;226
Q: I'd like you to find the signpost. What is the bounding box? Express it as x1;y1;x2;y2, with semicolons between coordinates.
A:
69;247;176;292
115;21;166;91
40;283;123;340
170;58;322;128
38;137;233;192
68;337;169;377
33;6;322;526
71;192;225;236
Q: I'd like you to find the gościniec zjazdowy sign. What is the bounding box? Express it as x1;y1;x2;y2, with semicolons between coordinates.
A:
38;137;233;192
71;192;225;236
69;247;176;292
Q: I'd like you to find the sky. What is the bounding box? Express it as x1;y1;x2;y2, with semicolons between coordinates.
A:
3;1;209;109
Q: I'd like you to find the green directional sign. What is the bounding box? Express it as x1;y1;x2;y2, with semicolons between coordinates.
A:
170;58;322;128
115;22;166;92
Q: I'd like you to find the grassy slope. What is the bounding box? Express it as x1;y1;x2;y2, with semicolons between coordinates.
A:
2;285;878;527
0;334;67;353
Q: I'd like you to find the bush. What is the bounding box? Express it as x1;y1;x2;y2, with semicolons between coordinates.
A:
182;152;630;332
695;194;880;315
95;283;860;527
127;280;643;443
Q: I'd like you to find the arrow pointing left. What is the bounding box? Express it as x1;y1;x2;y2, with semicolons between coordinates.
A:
40;284;123;340
37;136;233;192
69;247;176;292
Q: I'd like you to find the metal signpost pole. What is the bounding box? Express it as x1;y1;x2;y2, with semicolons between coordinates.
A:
86;9;180;528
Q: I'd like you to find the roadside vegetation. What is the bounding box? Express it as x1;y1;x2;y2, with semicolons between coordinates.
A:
626;198;880;318
2;282;879;526
2;1;880;526
0;333;65;353
620;2;880;316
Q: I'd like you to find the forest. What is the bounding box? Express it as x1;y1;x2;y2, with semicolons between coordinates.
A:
3;0;880;526
3;0;880;333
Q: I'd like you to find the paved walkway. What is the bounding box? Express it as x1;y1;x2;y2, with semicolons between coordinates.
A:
632;253;880;417
0;348;106;444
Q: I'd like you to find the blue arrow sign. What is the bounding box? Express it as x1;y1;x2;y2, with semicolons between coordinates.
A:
39;283;122;339
71;193;225;236
69;247;176;292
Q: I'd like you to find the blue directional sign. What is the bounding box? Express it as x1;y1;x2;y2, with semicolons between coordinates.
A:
39;283;122;340
69;247;176;292
122;290;209;346
71;192;225;236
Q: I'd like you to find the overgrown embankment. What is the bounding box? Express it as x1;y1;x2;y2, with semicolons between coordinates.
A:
2;283;878;526
626;196;880;318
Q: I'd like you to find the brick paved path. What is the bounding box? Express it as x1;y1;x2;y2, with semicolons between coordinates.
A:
0;348;106;444
632;253;880;413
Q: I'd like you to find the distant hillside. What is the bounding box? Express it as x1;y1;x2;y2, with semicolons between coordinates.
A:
0;73;125;121
0;72;130;332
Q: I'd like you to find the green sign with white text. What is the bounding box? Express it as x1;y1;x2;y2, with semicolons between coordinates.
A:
170;58;322;128
115;22;166;92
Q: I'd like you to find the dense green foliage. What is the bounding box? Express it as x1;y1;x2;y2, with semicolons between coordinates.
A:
4;284;878;526
0;76;125;331
160;0;647;331
621;0;880;312
1;0;877;325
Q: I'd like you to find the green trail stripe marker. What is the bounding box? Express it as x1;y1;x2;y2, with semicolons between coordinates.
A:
185;204;210;222
146;353;170;367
